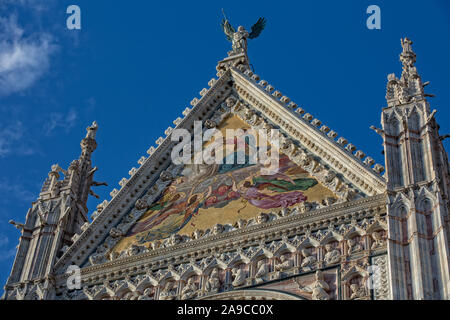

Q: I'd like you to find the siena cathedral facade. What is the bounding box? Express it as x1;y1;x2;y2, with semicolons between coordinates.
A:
2;34;450;300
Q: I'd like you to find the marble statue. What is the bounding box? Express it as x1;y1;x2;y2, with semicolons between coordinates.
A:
349;283;366;300
221;13;266;56
181;278;197;300
323;244;341;265
371;231;385;249
300;249;317;268
347;238;363;255
232;268;246;287
275;255;293;272
205;268;221;293
298;270;330;300
255;260;269;279
159;282;177;300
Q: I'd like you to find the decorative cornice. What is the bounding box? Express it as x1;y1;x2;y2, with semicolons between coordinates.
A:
54;194;386;289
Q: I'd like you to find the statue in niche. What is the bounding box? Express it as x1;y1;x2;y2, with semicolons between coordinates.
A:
347;238;363;255
231;267;247;287
181;278;198;300
371;231;385;249
323;243;341;265
159;281;177;300
297;270;330;300
274;255;293;272
205;268;221;293
300;249;316;269
349;282;366;300
254;260;269;280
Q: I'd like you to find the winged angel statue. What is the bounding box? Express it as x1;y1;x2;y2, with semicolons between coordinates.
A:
221;15;266;56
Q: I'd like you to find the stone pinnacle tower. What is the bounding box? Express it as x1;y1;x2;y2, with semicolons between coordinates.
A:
380;38;450;299
3;122;107;300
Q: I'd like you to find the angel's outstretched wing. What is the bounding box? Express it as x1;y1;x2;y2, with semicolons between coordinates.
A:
221;18;235;42
249;17;266;39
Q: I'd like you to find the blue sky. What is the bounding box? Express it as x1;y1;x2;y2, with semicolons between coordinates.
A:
0;0;449;293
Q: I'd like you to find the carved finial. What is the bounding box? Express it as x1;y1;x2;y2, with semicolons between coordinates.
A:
400;37;418;79
386;38;425;106
401;38;415;56
85;121;98;140
80;121;99;157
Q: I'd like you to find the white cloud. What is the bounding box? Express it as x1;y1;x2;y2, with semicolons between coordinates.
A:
0;234;9;247
0;247;17;262
0;0;53;11
0;121;24;157
0;120;40;157
0;15;56;96
0;233;16;262
0;178;36;203
44;109;78;135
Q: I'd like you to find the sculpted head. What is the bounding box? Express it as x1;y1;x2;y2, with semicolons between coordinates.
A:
324;170;336;182
235;219;246;229
192;229;203;240
225;96;237;108
256;212;269;224
170;234;182;245
347;239;355;247
165;281;173;290
135;199;148;211
212;224;224;235
211;268;219;277
372;231;381;241
325;243;332;252
128;245;139;256
151;241;160;250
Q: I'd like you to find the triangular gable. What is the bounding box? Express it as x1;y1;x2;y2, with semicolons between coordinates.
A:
54;61;386;274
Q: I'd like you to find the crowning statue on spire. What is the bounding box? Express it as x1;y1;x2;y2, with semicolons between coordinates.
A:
85;121;98;139
221;12;266;58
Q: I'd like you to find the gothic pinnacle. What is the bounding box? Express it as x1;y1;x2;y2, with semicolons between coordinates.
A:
80;121;98;157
